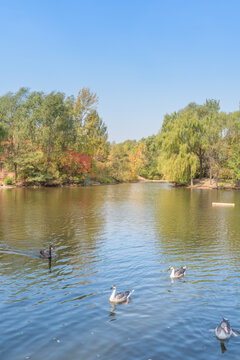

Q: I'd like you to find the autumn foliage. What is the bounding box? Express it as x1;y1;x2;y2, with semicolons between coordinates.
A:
60;151;92;177
1;88;239;186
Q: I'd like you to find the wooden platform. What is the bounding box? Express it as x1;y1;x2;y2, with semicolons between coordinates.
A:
212;202;235;207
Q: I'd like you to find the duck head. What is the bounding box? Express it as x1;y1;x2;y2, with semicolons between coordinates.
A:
220;318;231;334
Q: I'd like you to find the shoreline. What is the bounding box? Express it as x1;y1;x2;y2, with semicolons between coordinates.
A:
139;176;240;190
0;178;239;190
186;178;240;191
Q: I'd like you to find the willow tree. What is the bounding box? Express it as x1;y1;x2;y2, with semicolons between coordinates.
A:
159;100;222;184
180;100;220;178
159;110;200;185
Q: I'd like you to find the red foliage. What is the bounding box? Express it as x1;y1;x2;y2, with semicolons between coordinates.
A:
62;151;92;175
1;138;13;160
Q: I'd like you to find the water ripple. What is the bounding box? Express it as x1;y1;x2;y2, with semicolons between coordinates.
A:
0;185;240;360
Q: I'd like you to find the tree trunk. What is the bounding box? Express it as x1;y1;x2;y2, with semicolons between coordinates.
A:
46;130;51;171
199;149;203;179
190;166;193;186
14;163;18;182
216;168;219;189
209;159;212;185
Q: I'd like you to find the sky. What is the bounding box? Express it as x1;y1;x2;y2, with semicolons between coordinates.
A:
0;0;240;142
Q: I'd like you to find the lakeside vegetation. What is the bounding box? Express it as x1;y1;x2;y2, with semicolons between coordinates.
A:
0;88;239;187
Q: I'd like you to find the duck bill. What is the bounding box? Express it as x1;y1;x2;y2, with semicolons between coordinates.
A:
224;326;229;334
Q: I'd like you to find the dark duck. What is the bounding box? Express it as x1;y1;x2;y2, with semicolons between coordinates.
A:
40;245;53;259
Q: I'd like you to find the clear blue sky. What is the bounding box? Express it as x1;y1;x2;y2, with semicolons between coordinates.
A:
0;0;240;142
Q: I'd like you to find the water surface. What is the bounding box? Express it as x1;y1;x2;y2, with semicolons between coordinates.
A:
0;184;240;360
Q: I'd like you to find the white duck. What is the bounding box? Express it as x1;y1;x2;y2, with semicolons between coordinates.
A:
169;265;186;279
215;318;237;340
109;285;134;304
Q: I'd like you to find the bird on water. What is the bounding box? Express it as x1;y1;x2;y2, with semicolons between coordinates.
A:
168;265;186;279
109;285;134;304
215;318;237;341
40;245;53;259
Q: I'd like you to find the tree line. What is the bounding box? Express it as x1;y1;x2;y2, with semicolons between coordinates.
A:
0;88;239;186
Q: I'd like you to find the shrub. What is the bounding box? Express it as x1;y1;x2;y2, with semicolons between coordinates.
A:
4;176;15;185
219;168;233;180
27;174;53;183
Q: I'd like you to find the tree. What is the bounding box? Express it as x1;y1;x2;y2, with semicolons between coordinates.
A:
107;141;135;181
159;110;201;184
129;142;147;179
0;88;30;180
202;112;229;185
59;151;92;183
158;100;221;184
183;99;220;178
71;88;108;159
0;87;110;184
227;111;240;184
138;135;162;179
37;92;70;173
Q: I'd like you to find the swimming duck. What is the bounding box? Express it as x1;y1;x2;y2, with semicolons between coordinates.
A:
215;318;237;340
40;245;53;259
169;265;186;279
109;285;134;304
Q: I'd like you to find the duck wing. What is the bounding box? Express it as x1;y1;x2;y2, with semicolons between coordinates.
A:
40;250;50;258
115;291;131;301
175;267;186;277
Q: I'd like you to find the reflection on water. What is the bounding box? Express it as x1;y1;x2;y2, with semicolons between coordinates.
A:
109;303;117;321
220;341;227;354
109;298;133;321
49;258;52;273
0;184;240;360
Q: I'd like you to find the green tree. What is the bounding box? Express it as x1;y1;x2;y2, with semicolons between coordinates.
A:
159;110;201;184
0;87;30;180
202;111;229;185
183;99;220;178
159;100;221;184
138;135;162;179
39;92;70;172
107;141;136;181
227;111;240;184
71;88;108;158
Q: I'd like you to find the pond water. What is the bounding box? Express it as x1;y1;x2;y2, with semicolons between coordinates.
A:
0;183;240;360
